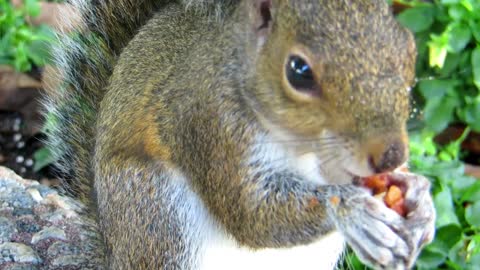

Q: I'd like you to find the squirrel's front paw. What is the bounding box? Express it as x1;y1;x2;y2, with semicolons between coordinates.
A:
393;173;436;266
333;177;435;270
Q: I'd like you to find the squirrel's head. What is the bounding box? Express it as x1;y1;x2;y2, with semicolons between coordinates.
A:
241;0;416;181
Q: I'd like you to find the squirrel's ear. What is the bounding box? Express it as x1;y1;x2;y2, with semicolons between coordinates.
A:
250;0;273;49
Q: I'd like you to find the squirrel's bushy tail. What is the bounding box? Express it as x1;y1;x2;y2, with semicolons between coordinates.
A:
44;0;237;204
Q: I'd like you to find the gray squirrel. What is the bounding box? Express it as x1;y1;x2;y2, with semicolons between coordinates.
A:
45;0;436;269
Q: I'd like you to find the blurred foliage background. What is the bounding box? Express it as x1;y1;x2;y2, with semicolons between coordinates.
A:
344;0;480;269
0;0;54;71
1;0;480;269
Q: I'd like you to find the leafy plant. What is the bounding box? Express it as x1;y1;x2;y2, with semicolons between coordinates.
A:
396;0;480;133
409;129;480;270
398;0;480;268
0;0;54;72
342;0;480;269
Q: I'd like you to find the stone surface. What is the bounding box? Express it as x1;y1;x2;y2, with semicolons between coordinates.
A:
3;263;39;270
0;217;16;243
51;255;88;267
31;227;67;244
47;242;80;258
0;242;41;264
0;166;102;269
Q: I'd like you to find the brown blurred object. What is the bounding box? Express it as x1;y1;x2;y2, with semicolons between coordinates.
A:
0;66;43;135
392;0;413;15
435;124;480;179
465;164;480;179
11;0;83;33
391;0;434;15
435;125;480;155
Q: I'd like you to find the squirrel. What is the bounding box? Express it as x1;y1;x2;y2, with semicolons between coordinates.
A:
44;0;436;269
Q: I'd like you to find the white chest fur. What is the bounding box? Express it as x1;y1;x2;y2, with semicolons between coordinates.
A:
199;230;345;270
177;171;346;270
177;132;347;270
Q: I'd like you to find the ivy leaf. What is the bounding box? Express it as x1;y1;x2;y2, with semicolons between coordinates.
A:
470;20;480;42
397;6;435;33
418;79;458;99
473;46;480;90
24;0;41;17
447;3;468;20
453;177;480;202
426;224;463;255
423;96;458;132
439;52;462;76
416;248;446;269
467;235;480;258
448;239;469;269
447;23;471;53
429;34;449;68
462;100;480;131
465;201;480;227
33;147;56;172
434;186;460;228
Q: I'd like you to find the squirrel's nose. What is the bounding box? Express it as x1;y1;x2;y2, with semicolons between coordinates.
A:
367;139;407;174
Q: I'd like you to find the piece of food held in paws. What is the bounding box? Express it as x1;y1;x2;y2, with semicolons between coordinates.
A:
358;169;411;217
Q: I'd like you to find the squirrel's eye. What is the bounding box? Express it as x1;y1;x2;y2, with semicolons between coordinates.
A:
286;55;315;90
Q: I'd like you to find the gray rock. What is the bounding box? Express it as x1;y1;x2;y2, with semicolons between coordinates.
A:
12;208;34;217
47;242;80;258
40;210;67;223
31;227;67;245
0;242;42;264
16;219;41;234
33;185;57;198
0;217;16;243
0;181;35;211
51;255;88;267
0;166;102;269
3;263;39;270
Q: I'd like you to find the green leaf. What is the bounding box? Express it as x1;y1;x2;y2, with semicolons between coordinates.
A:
423;96;459;132
426;224;463;255
33;147;56;172
434;185;460;227
462;100;480;131
467;235;480;258
397;6;435;33
473;46;480;90
432;160;465;182
439;52;462;76
447;23;471;53
24;0;41;17
338;250;365;270
453;176;480;202
466;252;480;270
465;201;480;227
418;79;458;99
429;34;449;68
416;248;446;268
441;0;460;4
460;0;474;12
448;239;469;269
447;4;469;20
26;39;51;66
470;20;480;42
